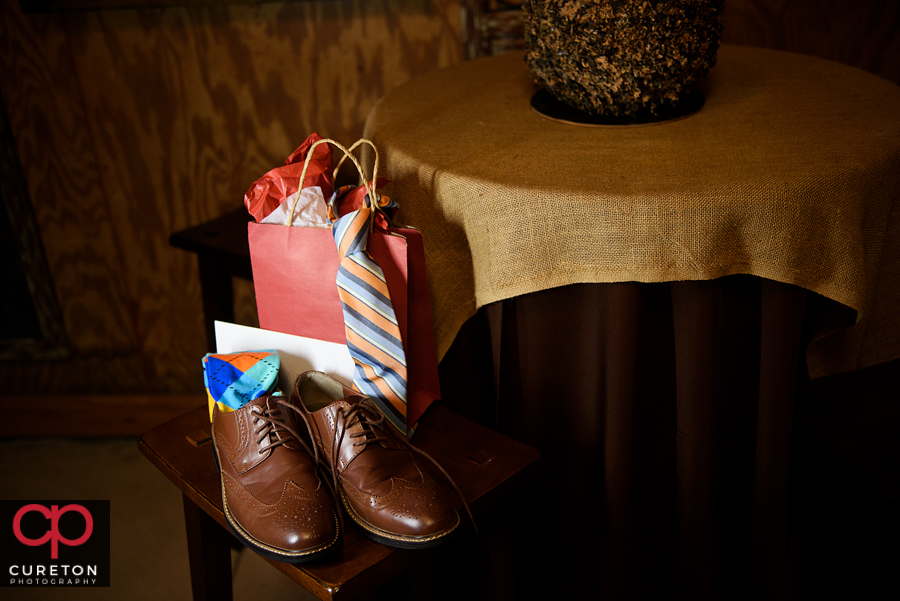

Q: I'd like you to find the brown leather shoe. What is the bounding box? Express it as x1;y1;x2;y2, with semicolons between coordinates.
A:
291;371;460;549
211;394;341;563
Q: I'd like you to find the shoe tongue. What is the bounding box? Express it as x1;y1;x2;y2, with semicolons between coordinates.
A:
259;397;291;445
350;400;406;451
337;395;374;442
264;396;282;415
356;415;381;444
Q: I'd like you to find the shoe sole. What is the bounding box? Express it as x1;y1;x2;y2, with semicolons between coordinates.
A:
338;487;460;550
212;443;342;564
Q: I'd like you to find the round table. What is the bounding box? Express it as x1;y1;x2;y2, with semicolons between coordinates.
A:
365;44;900;378
364;46;900;599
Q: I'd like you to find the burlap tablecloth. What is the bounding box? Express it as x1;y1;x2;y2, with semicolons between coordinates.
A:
364;45;900;378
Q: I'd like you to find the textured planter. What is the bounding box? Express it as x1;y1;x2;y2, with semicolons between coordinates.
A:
524;0;725;118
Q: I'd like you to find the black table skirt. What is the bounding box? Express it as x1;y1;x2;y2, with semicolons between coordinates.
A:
436;275;845;600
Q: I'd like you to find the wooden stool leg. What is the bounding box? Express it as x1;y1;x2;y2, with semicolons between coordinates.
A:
183;493;234;601
198;253;235;353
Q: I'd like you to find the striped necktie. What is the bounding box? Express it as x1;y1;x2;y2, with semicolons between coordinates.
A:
330;188;410;437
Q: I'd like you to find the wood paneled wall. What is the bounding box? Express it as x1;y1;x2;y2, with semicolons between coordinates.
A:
0;0;463;398
0;0;896;415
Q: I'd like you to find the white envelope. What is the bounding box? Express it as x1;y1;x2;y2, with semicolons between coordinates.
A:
214;321;355;393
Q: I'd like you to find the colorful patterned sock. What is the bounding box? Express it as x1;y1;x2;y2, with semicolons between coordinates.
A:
202;350;281;421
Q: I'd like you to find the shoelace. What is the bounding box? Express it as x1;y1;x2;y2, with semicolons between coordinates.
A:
250;401;320;467
288;398;476;532
251;401;344;518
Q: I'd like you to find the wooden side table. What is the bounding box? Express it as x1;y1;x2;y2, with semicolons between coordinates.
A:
138;403;539;600
169;208;253;352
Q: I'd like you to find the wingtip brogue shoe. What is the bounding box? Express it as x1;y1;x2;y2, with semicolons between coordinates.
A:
211;394;341;563
292;371;460;549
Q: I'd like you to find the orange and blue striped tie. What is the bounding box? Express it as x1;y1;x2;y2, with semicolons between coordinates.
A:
331;191;409;436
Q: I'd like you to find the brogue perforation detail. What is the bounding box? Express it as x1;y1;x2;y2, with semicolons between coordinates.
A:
213;407;248;467
212;394;341;563
224;472;330;517
339;475;404;509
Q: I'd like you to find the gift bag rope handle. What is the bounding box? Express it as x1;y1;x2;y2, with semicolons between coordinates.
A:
287;138;380;227
334;138;380;185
